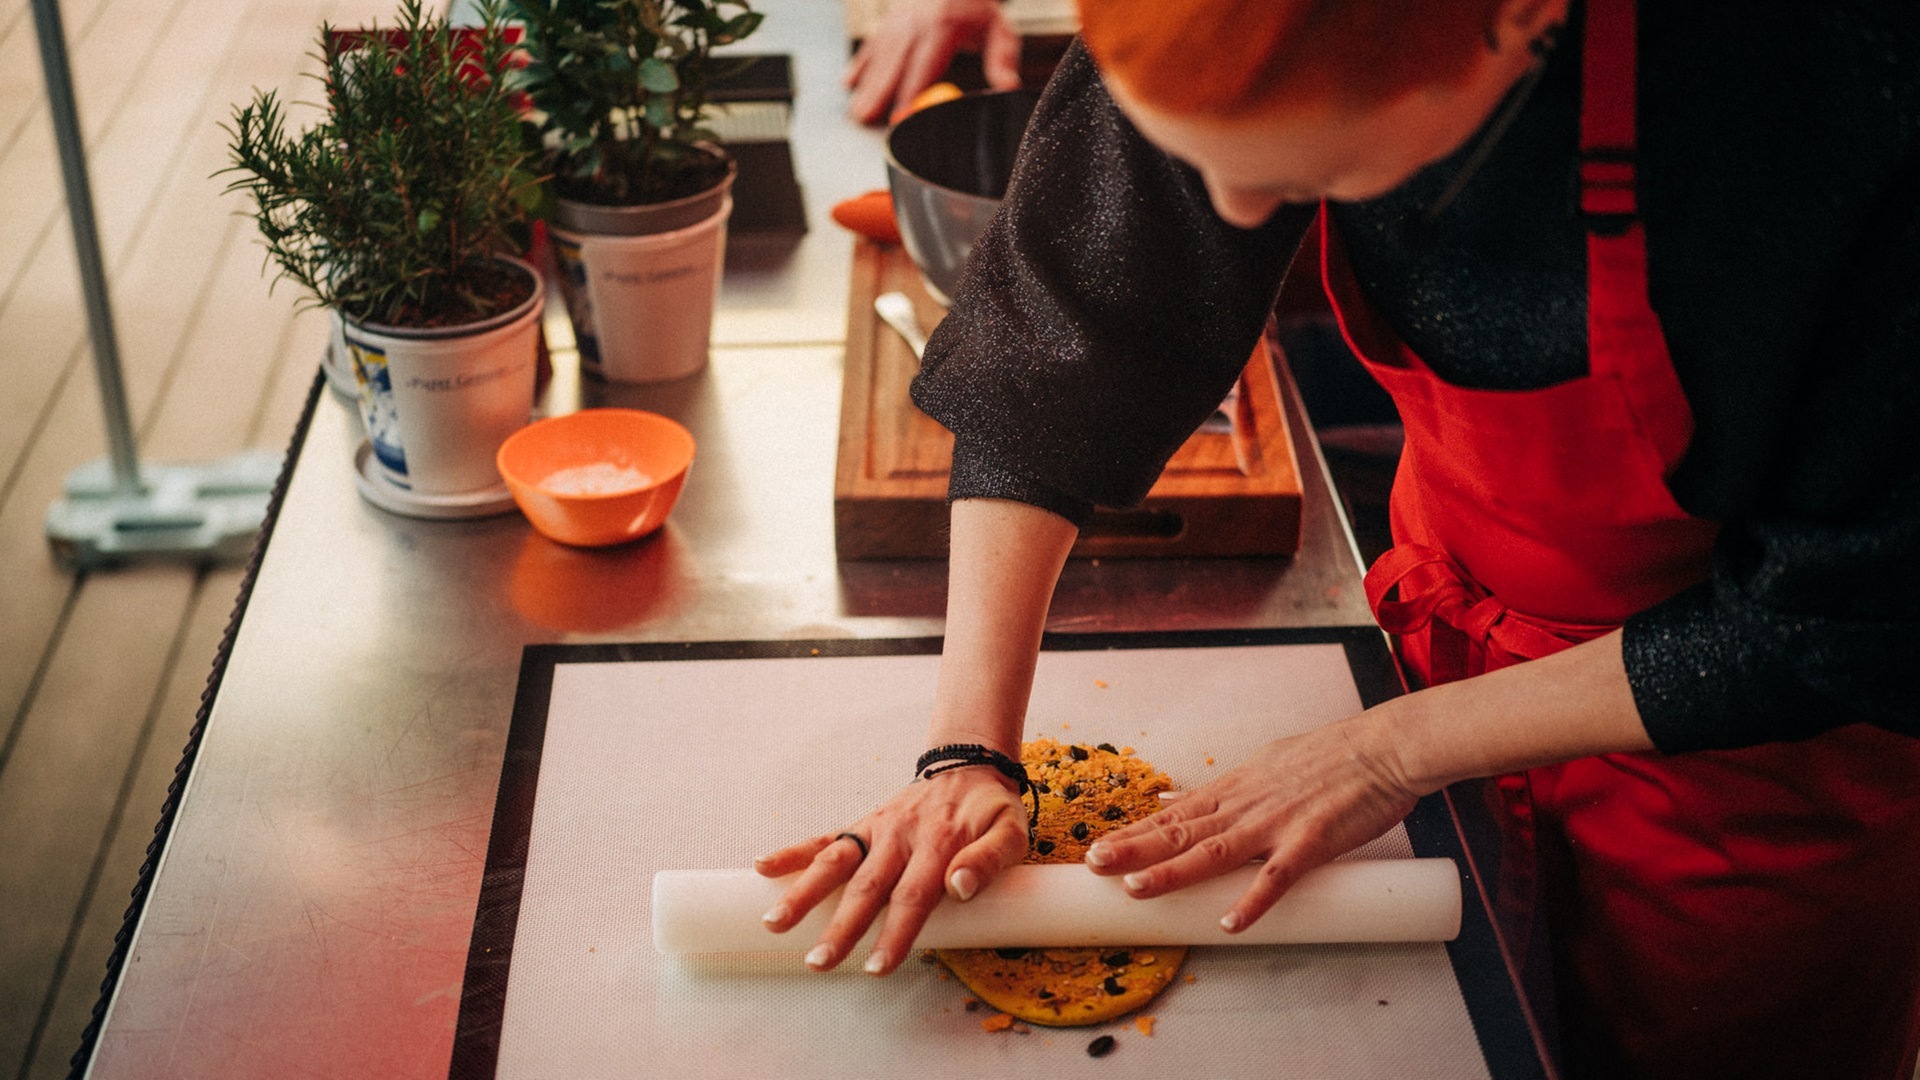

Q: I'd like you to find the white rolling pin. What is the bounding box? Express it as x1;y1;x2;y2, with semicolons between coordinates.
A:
653;859;1460;954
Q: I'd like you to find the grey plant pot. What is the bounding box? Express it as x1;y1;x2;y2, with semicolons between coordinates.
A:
548;156;738;383
552;157;739;236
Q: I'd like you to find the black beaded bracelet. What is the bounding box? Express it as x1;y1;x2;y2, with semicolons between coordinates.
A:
915;743;1040;838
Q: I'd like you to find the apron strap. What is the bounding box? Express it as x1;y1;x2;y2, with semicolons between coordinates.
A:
1580;0;1698;468
1366;543;1617;682
1579;0;1639;230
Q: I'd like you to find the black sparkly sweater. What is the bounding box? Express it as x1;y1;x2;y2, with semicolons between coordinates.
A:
909;8;1920;754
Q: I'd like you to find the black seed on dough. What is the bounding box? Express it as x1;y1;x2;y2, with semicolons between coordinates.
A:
1097;743;1118;754
1071;822;1090;841
1103;976;1125;995
1070;745;1090;761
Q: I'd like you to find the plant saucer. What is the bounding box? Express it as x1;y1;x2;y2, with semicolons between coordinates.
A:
352;440;518;520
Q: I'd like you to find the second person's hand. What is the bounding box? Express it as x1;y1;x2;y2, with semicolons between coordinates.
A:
844;0;1021;125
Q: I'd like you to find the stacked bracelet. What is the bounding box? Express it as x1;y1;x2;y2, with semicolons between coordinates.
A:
915;743;1040;839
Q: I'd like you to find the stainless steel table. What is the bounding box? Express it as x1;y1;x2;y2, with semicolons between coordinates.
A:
77;4;1537;1076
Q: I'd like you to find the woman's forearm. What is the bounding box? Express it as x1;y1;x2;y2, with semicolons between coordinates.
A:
930;499;1653;789
1372;629;1657;794
927;498;1080;755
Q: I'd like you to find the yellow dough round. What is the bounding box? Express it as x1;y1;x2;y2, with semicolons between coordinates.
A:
936;739;1187;1027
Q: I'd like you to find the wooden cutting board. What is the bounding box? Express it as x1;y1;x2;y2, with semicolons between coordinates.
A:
835;240;1303;558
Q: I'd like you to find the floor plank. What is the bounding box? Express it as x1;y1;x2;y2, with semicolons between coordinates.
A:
22;566;244;1080
0;564;195;1072
0;0;179;319
0;0;117;178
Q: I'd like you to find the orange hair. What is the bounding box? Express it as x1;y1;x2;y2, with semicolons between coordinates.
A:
1077;0;1504;120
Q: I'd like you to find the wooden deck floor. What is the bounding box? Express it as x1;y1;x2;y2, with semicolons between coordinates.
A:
0;1;378;1075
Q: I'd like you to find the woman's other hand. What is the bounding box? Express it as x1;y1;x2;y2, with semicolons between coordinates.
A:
754;765;1030;974
1082;717;1421;933
1082;631;1657;933
844;0;1020;125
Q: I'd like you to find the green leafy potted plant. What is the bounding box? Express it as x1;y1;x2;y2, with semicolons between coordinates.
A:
508;0;762;382
223;0;547;505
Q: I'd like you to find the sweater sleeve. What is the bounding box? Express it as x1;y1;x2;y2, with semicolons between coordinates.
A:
909;41;1312;526
1625;454;1920;752
1624;141;1920;752
1620;4;1920;751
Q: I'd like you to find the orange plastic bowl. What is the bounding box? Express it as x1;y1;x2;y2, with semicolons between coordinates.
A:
496;408;696;547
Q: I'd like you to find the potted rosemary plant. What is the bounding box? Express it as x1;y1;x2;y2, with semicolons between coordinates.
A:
508;0;762;382
223;0;546;504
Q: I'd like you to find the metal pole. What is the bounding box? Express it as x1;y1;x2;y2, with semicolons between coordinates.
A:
30;0;143;496
34;0;279;570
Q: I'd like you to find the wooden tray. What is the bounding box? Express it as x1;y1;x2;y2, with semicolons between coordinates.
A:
835;241;1303;558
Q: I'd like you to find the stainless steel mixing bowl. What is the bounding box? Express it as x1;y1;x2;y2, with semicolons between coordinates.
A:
884;90;1041;306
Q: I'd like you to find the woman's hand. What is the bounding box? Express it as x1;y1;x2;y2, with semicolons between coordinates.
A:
760;498;1073;974
1083;631;1659;932
1082;716;1421;933
754;766;1030;974
844;0;1020;125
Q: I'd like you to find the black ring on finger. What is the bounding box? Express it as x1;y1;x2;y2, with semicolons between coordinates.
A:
833;832;869;861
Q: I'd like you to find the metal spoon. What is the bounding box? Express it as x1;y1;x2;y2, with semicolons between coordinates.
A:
873;291;927;361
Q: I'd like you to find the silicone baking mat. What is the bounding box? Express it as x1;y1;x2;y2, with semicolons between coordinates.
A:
452;629;1542;1079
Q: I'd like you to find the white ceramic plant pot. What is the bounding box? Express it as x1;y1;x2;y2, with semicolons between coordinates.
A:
549;161;735;384
342;256;544;496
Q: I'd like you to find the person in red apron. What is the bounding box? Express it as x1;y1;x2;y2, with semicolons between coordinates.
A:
760;1;1920;1074
1321;5;1920;1072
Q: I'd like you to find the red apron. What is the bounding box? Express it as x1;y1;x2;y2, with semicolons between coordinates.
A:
1322;1;1920;1075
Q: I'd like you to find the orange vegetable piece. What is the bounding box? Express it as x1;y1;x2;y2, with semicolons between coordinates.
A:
830;189;902;245
892;80;963;124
